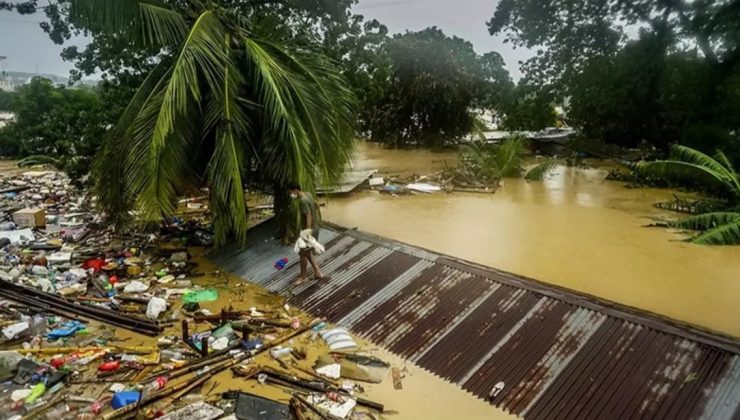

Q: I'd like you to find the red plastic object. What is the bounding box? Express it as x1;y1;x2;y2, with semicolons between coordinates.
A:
50;357;65;369
82;258;105;273
108;275;118;285
98;361;121;372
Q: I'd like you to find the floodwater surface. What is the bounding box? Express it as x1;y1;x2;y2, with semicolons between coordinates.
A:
323;142;740;337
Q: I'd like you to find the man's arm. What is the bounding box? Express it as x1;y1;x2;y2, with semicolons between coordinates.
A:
305;211;313;231
300;198;311;230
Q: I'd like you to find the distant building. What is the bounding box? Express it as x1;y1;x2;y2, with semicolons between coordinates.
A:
0;78;16;91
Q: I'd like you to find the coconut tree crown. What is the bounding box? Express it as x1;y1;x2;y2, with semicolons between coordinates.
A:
73;0;356;246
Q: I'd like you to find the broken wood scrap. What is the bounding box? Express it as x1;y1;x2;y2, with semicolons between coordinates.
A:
391;367;403;390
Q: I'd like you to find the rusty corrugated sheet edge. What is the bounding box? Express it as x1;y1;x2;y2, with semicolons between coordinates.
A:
210;221;740;419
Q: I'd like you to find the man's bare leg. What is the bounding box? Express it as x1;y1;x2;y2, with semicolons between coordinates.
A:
308;253;324;279
296;253;309;284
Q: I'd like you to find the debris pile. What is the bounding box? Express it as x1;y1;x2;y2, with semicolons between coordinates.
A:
0;169;392;419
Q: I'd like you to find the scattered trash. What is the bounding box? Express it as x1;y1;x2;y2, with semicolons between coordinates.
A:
0;170;390;419
489;381;505;399
308;393;357;419
315;363;341;379
2;322;29;340
0;228;35;245
160;402;224;420
320;328;357;351
183;288;219;303
235;392;291;420
392;367;403;390
270;346;292;359
47;320;86;339
123;280;149;293
368;177;385;186
146;296;168;319
406;183;442;193
10;389;32;402
12;208;46;228
112;390;142;409
274;257;289;270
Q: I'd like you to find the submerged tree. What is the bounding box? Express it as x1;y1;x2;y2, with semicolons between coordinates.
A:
0;77;106;181
64;0;355;246
489;0;740;152
632;145;740;245
368;27;513;147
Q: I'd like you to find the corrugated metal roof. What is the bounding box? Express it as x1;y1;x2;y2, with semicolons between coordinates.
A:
210;222;740;419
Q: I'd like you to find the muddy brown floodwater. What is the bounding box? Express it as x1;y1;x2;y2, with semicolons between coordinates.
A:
323;142;740;338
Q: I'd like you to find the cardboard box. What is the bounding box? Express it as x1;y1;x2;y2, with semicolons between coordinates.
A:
12;208;46;228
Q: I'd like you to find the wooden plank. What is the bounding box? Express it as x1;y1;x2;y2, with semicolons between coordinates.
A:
392;367;403;390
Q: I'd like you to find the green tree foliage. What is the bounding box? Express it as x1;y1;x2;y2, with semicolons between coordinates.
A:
499;83;556;131
368;27;513;147
60;0;355;247
632;145;740;245
0;90;15;111
489;0;740;153
0;77;106;181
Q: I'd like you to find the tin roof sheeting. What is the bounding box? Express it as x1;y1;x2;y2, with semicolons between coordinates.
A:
211;222;740;419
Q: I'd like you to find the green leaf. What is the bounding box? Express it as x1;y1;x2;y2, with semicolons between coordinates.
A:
630;161;731;191
689;218;740;245
16;155;62;168
670;212;740;231
69;0;187;47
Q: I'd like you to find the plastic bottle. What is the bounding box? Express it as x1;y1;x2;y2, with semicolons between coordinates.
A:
160;349;184;361
47;382;64;394
98;361;120;372
73;355;96;366
25;382;46;404
45;403;69;418
311;322;327;332
31;265;48;276
145;376;167;392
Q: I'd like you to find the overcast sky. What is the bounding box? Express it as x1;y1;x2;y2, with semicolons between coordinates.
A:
0;0;531;80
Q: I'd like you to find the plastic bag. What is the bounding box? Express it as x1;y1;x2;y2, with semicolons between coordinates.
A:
146;297;167;320
182;289;218;303
123;280;149;293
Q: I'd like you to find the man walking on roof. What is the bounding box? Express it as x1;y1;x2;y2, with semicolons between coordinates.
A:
288;182;326;284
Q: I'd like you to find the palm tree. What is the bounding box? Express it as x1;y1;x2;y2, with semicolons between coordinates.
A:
632;145;740;245
71;0;356;246
456;137;558;186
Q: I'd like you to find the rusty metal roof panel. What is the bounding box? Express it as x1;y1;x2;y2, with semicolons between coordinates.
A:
210;223;740;419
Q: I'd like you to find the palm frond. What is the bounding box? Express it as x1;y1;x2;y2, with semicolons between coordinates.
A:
128;10;228;220
93;59;171;225
713;150;736;174
206;57;251;246
713;150;740;193
496;137;526;178
670;145;731;176
669;212;740;231
259;43;356;188
244;38;317;191
16;155;62;168
139;3;189;46
688;218;740;245
630;160;731;190
69;0;187;47
525;159;559;181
